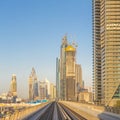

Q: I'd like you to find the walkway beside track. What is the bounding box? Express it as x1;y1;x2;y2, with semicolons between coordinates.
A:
60;101;120;120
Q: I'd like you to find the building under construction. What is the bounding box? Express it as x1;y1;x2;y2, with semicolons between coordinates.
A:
56;35;83;101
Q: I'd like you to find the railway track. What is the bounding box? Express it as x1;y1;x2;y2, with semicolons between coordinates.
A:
24;101;87;120
58;102;87;120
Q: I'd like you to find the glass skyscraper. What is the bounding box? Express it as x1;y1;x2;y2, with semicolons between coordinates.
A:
28;68;39;100
56;57;60;99
60;36;68;100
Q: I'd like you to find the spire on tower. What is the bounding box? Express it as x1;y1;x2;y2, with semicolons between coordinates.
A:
62;34;68;46
30;67;37;81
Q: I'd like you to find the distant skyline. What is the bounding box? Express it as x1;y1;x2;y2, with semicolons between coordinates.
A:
0;0;92;98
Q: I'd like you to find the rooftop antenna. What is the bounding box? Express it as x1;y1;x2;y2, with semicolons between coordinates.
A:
62;33;68;45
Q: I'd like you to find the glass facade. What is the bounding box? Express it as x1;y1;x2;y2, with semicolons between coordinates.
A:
60;36;68;100
56;57;60;99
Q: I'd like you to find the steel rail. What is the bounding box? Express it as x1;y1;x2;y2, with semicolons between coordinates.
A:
37;102;54;120
23;102;53;120
57;102;72;120
59;103;87;120
23;102;88;120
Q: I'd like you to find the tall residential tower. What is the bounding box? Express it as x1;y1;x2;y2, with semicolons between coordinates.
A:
28;68;39;100
60;36;68;100
10;74;17;97
93;0;120;106
56;57;60;99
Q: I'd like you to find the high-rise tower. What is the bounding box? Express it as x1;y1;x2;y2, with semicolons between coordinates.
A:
56;57;60;99
10;74;17;96
93;0;120;106
60;36;68;100
65;45;76;101
93;0;101;105
28;68;39;100
28;75;34;100
75;64;83;93
39;78;50;99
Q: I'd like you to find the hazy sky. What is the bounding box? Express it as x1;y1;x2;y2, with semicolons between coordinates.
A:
0;0;92;98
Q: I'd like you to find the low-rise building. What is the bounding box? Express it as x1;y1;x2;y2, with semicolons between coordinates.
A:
78;91;93;103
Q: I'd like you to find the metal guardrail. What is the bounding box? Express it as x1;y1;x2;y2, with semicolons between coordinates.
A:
0;103;48;120
105;106;120;114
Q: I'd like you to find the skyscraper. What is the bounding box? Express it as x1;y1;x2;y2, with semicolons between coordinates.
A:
75;64;83;92
28;68;39;100
28;75;34;100
39;78;50;99
93;0;120;106
10;74;17;97
60;36;68;100
33;80;39;99
50;83;56;99
58;35;82;101
65;45;76;101
56;57;60;99
39;81;47;99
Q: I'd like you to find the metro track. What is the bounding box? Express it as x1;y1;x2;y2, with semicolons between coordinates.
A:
37;102;54;120
58;102;87;120
24;101;87;120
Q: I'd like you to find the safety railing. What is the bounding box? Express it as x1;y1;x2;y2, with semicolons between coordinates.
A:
0;102;48;120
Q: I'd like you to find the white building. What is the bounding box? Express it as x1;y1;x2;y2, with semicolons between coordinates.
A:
39;78;50;99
